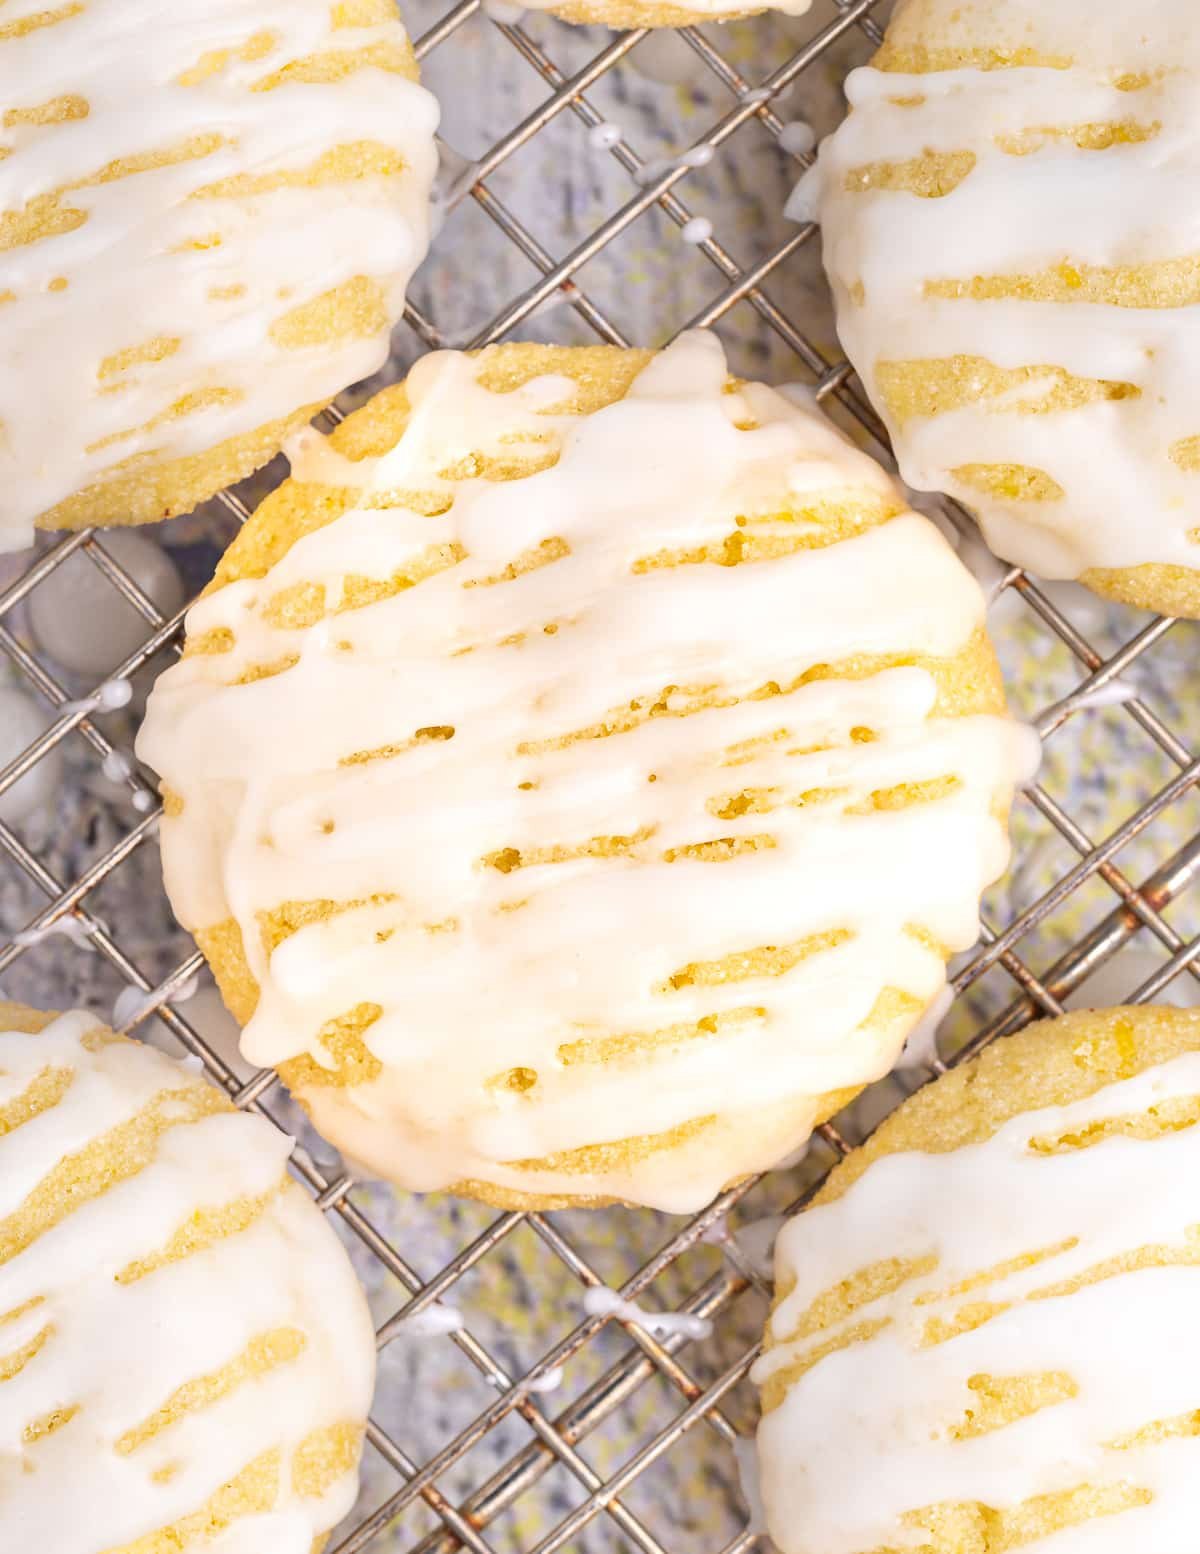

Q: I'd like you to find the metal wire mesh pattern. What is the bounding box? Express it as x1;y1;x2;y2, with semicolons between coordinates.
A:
5;1;1200;1550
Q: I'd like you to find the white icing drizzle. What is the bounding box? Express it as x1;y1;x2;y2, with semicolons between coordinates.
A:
583;1287;713;1342
430;138;481;220
12;915;99;949
0;0;439;550
111;985;161;1032
1059;676;1138;715
137;331;1034;1213
521;0;814;19
0;1009;375;1552
282;426;380;490
732;1435;769;1536
777;120;816;157
588;123;624;151
113;974;200;1032
897;981;954;1072
783;164;821;225
812;0;1200;580
1033;675;1139;744
755;1041;1200;1553
61;679;133;719
903;487;1017;606
394;1302;465;1337
481;0;526;23
955;520;1016;607
633;144;714;188
101;749;136;784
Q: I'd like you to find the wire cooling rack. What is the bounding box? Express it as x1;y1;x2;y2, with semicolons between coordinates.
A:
6;0;1200;1549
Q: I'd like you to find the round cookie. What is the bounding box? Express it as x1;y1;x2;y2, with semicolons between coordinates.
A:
0;1000;375;1553
811;0;1200;616
0;0;438;551
755;1004;1200;1554
136;330;1035;1214
502;0;810;30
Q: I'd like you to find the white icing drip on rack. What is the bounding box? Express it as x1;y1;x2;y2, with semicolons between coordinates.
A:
1061;676;1139;714
732;1436;768;1536
588;122;624;151
0;0;439;550
12;915;99;949
0;1009;375;1552
138;331;1035;1213
394;1302;465;1337
784;163;821;225
897;981;954;1072
61;679;133;719
812;0;1200;579
777;120;816;157
1034;674;1140;740
430;137;481;219
754;1037;1200;1553
112;974;199;1032
101;749;136;784
633;144;713;186
481;0;526;23
904;488;1016;606
583;1287;713;1341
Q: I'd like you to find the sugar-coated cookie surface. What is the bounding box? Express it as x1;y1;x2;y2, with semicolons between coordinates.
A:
812;0;1200;617
137;331;1035;1213
511;0;809;30
0;0;438;550
0;1001;375;1554
755;1005;1200;1554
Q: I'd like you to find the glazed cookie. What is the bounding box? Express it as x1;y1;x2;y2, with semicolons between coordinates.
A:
137;331;1035;1213
0;1001;375;1552
500;0;809;31
755;1004;1200;1553
0;0;438;550
811;0;1200;616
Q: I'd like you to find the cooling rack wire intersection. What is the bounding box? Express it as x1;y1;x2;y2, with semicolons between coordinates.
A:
4;0;1200;1549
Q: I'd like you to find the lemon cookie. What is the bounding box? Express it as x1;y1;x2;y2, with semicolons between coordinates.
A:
755;1004;1200;1553
0;1000;375;1552
0;0;438;550
136;331;1035;1213
502;0;809;31
812;0;1200;616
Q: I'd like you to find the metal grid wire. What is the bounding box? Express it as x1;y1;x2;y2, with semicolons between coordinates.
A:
5;0;1200;1549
